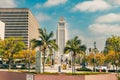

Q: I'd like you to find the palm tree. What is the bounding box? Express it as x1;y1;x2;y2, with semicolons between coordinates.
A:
32;28;58;72
64;36;86;73
79;45;87;68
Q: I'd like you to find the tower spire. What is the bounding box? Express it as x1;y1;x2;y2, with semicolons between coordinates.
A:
59;16;65;21
56;16;67;65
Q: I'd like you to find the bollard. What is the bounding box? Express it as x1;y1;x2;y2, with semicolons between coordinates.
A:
99;69;102;72
58;66;61;72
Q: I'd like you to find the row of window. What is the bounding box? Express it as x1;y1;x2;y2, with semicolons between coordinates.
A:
5;21;28;22
5;27;28;29
5;29;27;32
0;12;28;14
6;23;28;25
0;18;28;19
0;15;28;17
5;32;28;34
5;34;28;36
0;18;28;21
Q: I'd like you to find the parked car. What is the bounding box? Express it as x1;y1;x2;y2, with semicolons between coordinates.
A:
0;60;3;68
95;66;107;70
15;64;25;69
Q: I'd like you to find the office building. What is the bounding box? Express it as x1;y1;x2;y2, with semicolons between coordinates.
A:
56;17;67;64
0;8;39;47
0;21;5;40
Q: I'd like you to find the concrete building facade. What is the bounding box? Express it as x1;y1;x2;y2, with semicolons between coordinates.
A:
56;17;67;64
0;8;39;47
0;21;5;40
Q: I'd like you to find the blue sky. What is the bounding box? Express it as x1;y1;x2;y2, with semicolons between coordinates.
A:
1;0;120;51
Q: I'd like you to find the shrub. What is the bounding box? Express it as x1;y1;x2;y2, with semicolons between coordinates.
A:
66;72;107;75
108;70;120;72
95;69;106;72
117;77;120;80
76;67;92;71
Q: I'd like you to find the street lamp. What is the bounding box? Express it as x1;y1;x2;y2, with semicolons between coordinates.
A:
94;41;96;72
28;40;31;72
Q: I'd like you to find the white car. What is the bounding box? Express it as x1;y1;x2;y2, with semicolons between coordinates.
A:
16;64;25;69
95;66;107;70
16;64;22;68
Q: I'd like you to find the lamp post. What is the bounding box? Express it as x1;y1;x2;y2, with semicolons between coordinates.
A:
94;41;96;72
28;40;31;72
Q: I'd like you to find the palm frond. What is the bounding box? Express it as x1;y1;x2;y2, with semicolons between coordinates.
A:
47;31;54;41
31;39;42;49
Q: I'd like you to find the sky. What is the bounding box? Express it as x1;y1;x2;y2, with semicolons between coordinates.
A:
0;0;120;51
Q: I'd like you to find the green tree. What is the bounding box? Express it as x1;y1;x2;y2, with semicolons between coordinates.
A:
104;36;120;70
14;50;36;66
86;53;95;66
0;39;4;58
86;52;105;69
32;28;58;73
0;37;26;69
64;36;86;73
95;53;105;66
105;51;115;69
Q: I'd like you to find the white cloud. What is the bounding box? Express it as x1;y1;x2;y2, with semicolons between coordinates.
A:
35;3;41;9
88;12;120;51
73;0;111;12
89;24;120;35
36;13;51;22
44;0;67;7
84;36;106;51
108;0;120;5
96;13;120;23
68;29;106;51
90;36;106;51
114;0;120;5
68;29;85;40
0;0;17;8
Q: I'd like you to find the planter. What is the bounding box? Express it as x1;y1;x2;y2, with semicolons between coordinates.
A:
0;71;117;80
34;74;117;80
0;71;26;80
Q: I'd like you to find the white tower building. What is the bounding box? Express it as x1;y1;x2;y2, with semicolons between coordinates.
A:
56;17;67;64
0;21;5;40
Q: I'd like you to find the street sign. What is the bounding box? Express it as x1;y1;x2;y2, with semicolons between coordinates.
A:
36;50;43;73
26;74;33;80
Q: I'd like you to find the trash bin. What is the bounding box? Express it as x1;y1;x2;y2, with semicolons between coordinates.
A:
58;66;61;72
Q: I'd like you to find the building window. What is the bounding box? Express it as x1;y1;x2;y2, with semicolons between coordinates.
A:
59;22;64;26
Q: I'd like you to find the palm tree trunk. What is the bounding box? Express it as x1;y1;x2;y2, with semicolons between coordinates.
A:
73;56;76;73
72;56;74;73
72;56;76;73
43;49;46;73
113;64;115;70
50;55;53;68
25;57;27;68
8;54;14;70
115;64;118;71
8;58;11;70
